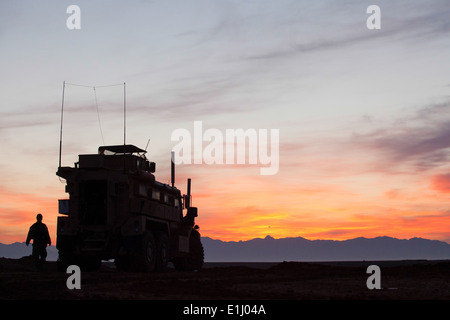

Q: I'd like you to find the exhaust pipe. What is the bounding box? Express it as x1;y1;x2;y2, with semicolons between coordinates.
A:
185;178;197;222
171;151;175;188
186;178;191;208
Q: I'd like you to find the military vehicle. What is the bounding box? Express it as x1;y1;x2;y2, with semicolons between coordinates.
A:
56;144;204;272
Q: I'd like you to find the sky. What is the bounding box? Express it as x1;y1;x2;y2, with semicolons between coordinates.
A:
1;0;450;244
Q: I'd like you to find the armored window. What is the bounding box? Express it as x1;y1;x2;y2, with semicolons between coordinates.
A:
138;184;147;197
152;189;160;200
164;194;175;206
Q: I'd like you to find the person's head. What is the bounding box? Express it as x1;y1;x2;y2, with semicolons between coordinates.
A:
36;213;43;222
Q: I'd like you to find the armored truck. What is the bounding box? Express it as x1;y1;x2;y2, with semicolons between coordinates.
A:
56;144;204;272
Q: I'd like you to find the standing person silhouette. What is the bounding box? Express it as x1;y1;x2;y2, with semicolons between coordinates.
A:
26;214;51;271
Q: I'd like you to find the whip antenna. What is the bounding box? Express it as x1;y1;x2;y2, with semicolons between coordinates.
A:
123;82;126;145
58;80;66;168
57;81;125;167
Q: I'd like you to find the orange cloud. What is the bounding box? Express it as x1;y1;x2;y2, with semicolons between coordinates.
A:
431;174;450;193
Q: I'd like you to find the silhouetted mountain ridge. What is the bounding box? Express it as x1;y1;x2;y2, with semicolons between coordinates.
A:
0;242;58;261
1;236;449;262
202;236;450;262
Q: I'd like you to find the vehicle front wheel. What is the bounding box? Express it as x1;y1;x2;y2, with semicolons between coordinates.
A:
173;230;204;272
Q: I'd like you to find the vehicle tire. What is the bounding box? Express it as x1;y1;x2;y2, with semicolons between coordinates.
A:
131;231;156;272
57;251;74;272
155;231;170;271
79;256;101;272
58;253;101;272
187;230;204;271
173;230;204;272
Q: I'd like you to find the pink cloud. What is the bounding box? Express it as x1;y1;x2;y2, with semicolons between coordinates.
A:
431;174;450;193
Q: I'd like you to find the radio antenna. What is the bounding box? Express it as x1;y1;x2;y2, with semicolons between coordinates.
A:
123;82;126;145
58;80;66;168
58;81;124;168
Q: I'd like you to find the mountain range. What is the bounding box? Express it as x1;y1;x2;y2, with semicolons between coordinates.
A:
201;236;450;262
0;242;59;261
1;236;449;262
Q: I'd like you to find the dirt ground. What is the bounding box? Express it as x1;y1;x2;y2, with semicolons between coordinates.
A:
0;256;449;300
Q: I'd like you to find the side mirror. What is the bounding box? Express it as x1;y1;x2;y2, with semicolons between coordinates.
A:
148;162;156;173
187;207;198;218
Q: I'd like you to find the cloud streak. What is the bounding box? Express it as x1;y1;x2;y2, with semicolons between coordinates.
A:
431;174;450;193
350;99;450;173
242;1;450;61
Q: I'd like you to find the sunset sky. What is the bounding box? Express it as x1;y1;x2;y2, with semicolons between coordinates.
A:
1;0;449;244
